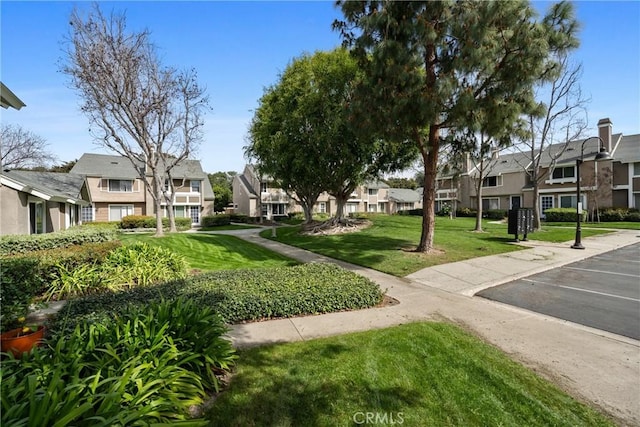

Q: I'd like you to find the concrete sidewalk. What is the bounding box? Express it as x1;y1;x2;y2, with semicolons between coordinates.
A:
218;227;640;425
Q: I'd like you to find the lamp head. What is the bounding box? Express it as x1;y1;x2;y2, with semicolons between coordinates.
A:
594;147;612;161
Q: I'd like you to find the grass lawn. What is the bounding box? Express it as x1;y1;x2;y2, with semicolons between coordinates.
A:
262;215;611;276
208;322;613;427
118;232;297;271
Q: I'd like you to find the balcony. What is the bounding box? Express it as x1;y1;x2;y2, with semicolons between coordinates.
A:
436;190;458;200
161;191;201;205
262;191;290;204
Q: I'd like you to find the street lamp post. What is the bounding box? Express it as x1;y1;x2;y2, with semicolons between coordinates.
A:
571;136;612;249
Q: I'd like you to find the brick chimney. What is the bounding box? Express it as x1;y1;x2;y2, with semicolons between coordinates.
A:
597;118;613;153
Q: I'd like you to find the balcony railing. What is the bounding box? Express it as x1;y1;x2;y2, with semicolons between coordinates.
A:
160;191;201;205
262;191;290;203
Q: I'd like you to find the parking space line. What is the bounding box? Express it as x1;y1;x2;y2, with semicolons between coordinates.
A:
555;284;640;302
521;278;640;301
594;255;640;263
564;266;640;278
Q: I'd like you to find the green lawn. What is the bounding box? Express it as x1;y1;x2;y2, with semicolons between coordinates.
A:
208;322;613;427
197;224;260;231
118;232;297;271
262;215;611;276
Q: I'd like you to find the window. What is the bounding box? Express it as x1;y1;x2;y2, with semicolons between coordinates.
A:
510;196;521;210
260;182;268;193
272;204;286;216
633;163;640;177
29;201;45;234
482;198;499;211
108;179;133;192
174;206;186;218
540;195;554;217
318;202;326;213
347;203;358;213
552;166;575;180
190;206;200;224
368;188;377;196
560;194;586;209
634;193;640;209
81;205;94;223
368;204;377;212
109;205;134;221
191;180;200;193
482;176;501;187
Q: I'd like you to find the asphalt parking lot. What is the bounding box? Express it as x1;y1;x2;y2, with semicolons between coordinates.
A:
477;242;640;340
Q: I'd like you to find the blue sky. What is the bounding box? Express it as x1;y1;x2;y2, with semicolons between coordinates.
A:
1;1;638;174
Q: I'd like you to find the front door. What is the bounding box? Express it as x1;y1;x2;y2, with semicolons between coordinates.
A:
540;195;554;218
510;196;522;210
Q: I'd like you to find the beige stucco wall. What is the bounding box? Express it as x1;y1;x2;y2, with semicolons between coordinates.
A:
0;185;29;235
86;177;146;203
93;202;146;222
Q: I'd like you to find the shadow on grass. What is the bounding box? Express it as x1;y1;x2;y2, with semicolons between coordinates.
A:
207;342;423;427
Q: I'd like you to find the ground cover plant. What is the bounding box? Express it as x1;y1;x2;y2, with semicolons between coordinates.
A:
207;322;614;427
54;263;383;327
1;298;236;426
263;215;611;276
118;233;297;271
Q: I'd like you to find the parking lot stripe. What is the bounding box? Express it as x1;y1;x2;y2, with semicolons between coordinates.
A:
555;284;640;302
564;266;640;278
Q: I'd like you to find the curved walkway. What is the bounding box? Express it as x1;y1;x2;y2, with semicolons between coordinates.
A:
200;226;640;426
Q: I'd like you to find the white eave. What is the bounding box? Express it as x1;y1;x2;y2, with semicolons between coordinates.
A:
0;82;26;110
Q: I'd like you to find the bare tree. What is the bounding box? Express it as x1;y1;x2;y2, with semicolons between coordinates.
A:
0;124;56;169
515;54;589;230
61;4;208;236
467;137;502;232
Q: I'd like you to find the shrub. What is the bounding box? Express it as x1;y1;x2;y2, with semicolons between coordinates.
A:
625;211;640;222
544;208;585;222
79;221;121;230
2;298;236;426
57;263;384;326
0;227;117;256
202;215;231;227
456;207;477;217
230;213;250;223
120;215;152;229
485;209;507;220
597;208;627;222
101;242;188;288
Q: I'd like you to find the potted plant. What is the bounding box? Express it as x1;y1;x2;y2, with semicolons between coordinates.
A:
0;317;46;358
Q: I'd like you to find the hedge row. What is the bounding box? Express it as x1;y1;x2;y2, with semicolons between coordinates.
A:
0;241;122;331
0;228;117;256
56;263;384;327
120;215;192;230
201;215;231;227
596;208;640;222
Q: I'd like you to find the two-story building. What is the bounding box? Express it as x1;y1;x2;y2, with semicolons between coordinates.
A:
70;153;214;225
233;166;422;218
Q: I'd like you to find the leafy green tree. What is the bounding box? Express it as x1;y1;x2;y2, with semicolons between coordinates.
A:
208;171;235;212
385;177;418;190
246;48;413;223
335;0;578;252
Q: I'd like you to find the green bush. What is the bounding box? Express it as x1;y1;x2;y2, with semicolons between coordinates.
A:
456;207;477;217
79;221;121;230
58;263;383;326
0;227;117;256
544;208;585;222
2;298;236;426
397;208;423;216
485;209;507;220
120;214;152;229
230;213;250;223
597;208;627;222
625;211;640;222
101;242;188;288
202;214;231;227
1;241;122;330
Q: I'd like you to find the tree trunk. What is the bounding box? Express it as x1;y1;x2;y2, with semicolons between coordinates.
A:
474;178;483;232
153;172;164;237
302;202;313;224
417;126;439;253
532;182;541;231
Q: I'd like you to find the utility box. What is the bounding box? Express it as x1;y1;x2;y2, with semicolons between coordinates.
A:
508;208;534;242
